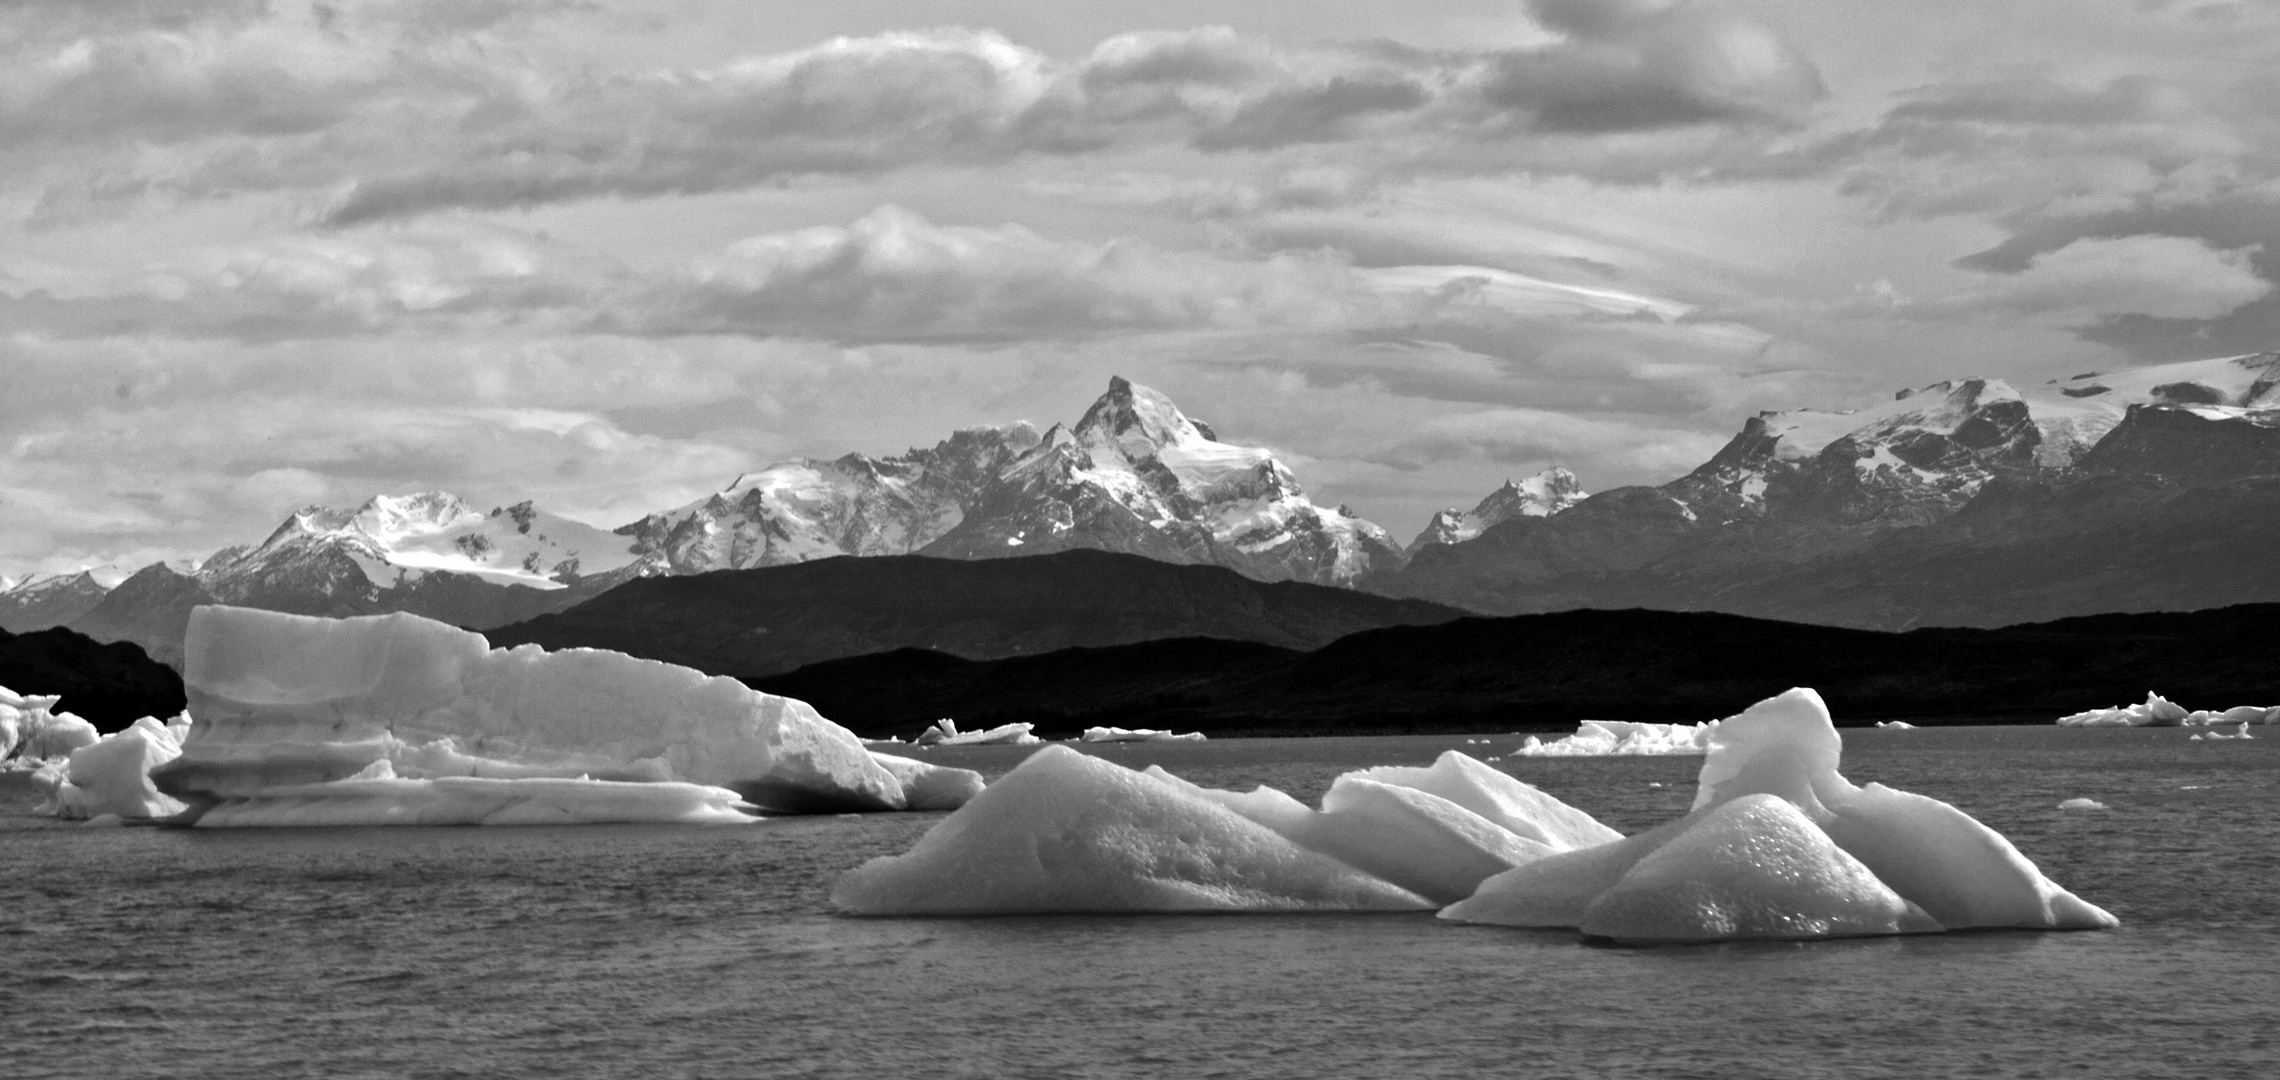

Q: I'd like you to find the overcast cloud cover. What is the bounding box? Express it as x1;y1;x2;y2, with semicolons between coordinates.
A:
6;0;2280;576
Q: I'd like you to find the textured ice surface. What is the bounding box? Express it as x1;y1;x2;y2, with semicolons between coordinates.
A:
1348;751;1624;851
833;746;1432;915
1516;720;1716;757
1;686;99;765
1577;795;1939;944
155;605;960;825
46;714;192;820
867;752;987;811
1142;754;1611;904
1449;688;2117;938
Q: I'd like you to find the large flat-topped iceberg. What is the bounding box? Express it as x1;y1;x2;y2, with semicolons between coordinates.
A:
153;605;982;825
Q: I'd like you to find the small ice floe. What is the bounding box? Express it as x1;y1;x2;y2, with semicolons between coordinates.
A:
1876;721;1917;730
2059;798;2107;811
2058;694;2280;728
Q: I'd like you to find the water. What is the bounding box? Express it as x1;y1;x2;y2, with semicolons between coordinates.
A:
5;726;2278;1079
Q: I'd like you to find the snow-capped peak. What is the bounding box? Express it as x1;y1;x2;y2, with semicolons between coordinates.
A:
1407;467;1588;553
232;491;639;591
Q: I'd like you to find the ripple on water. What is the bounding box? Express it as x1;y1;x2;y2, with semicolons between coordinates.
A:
4;728;2278;1079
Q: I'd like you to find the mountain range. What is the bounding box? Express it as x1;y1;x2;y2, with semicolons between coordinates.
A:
1371;353;2280;627
485;549;1464;679
748;603;2280;738
7;351;2279;666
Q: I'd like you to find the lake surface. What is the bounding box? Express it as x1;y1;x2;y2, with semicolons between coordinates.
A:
5;726;2278;1079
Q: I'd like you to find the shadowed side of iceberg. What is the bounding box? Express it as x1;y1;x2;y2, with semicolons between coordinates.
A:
833;745;1434;915
152;605;981;825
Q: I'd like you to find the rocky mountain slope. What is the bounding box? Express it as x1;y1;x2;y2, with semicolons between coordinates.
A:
486;548;1465;679
750;602;2280;738
0;570;121;633
1369;352;2280;629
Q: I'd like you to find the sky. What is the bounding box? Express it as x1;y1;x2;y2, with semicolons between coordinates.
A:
6;0;2280;578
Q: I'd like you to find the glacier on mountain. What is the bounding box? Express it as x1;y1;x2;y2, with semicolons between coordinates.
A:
215;491;641;593
149;605;978;825
616;425;1038;573
922;377;1405;584
1408;468;1588;553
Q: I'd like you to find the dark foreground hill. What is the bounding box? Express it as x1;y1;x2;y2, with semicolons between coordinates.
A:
749;603;2280;738
486;549;1468;678
0;625;186;731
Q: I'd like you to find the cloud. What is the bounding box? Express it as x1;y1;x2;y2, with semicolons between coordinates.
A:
1972;235;2271;321
0;2;1830;222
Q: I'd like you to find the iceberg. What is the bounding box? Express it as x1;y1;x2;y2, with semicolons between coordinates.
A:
0;686;100;766
44;714;193;820
913;719;1042;746
1344;752;1623;852
1576;794;1939;944
867;752;987;811
1447;689;2116;939
833;745;1432;914
152;605;976;826
1515;720;1716;757
1079;726;1207;743
2056;692;2194;727
1148;768;1554;905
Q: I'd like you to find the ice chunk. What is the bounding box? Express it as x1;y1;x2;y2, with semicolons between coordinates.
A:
1453;688;2116;937
1578;794;1941;945
0;687;99;765
156;605;908;823
1079;726;1207;743
1515;720;1716;757
47;714;191;820
1875;721;1917;729
1144;755;1580;904
2057;691;2194;727
1345;751;1622;851
868;751;986;811
833;745;1431;915
2059;798;2107;811
1694;689;2116;930
914;719;1042;746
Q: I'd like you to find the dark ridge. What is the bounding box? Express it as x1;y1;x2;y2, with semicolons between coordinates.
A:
747;603;2280;739
0;624;186;732
487;549;1468;679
